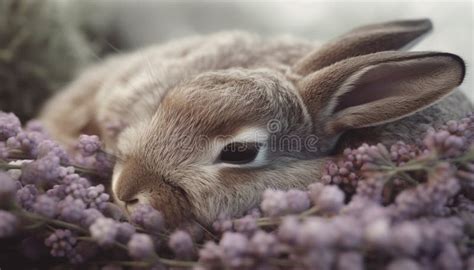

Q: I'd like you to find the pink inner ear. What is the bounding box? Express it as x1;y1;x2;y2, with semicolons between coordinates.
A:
333;60;442;113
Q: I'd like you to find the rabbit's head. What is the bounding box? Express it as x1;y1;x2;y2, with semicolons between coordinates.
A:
111;19;466;227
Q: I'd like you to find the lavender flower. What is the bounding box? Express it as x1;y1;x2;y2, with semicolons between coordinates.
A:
284;189;310;213
0;112;21;140
7;131;46;157
233;215;257;235
312;185;345;214
21;154;66;186
386;259;421;270
90;217;119;246
58;196;86;223
0;210;18;237
260;189;288;217
81;208;104;228
219;232;251;268
336;252;363;270
169;230;194;259
128;233;155;260
116;222;136;243
32;194;57;218
44;229;77;258
1;111;474;269
249;230;279;258
85;184;110;210
76;135;102;157
16;184;39;210
390;222;422;256
37;140;69;164
130;204;164;232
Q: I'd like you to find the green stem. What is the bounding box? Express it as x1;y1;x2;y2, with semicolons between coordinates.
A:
18;210;88;234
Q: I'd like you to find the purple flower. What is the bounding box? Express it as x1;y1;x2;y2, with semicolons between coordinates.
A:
21;154;67;186
130;204;163;232
284;189;310;213
16;184;39;210
33;195;57;218
85;184;110;210
313;185;345;214
250;230;279;257
233;215;257;235
277;216;299;245
44;229;77;258
436;243;462;270
90;218;119;246
37;140;69;164
364;218;391;249
219;232;251;268
76;135;101;157
297;217;338;248
0;112;21;140
81;208;104;228
58;196;86;223
260;189;288;217
337;252;363;270
198;242;223;268
128;233;155;260
390;222;422;256
0;210;18;237
386;259;421;270
7;131;46;157
169;230;194;259
116;222;136;243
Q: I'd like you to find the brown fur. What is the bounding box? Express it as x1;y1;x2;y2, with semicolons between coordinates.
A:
40;19;472;227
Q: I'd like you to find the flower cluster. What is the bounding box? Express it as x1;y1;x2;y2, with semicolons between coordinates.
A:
0;110;474;269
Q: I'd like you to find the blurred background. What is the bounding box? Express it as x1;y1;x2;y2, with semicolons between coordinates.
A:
0;0;472;121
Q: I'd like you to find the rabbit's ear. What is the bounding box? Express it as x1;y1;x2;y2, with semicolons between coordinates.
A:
293;19;433;76
297;51;465;136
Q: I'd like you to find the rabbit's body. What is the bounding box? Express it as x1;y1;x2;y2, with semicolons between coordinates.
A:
41;19;472;226
41;32;316;148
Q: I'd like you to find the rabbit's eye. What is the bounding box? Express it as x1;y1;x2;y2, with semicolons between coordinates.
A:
218;142;261;164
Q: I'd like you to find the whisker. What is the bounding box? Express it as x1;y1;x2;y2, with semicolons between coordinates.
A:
192;219;218;241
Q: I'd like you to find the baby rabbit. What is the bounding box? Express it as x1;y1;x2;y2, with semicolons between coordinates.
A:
40;19;472;227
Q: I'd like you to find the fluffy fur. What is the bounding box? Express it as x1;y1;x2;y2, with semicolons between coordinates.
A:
40;19;472;227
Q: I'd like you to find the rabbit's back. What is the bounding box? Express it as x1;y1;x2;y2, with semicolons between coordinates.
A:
40;31;317;148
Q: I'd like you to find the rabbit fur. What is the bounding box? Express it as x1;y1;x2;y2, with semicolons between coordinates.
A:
40;19;472;226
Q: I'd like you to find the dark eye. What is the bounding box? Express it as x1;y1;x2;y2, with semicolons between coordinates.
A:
218;142;261;164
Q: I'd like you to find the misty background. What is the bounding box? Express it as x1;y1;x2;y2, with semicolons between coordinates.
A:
1;0;471;121
74;0;473;97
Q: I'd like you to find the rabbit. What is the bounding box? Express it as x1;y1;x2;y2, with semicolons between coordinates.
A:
40;19;472;227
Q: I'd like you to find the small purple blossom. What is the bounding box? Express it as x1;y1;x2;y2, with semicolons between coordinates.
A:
260;189;288;217
0;112;21;140
76;135;101;157
130;204;164;232
0;210;18;237
313;185;345;214
128;233;155;259
90;218;119;246
169;230;194;259
44;229;77;258
33;195;57;218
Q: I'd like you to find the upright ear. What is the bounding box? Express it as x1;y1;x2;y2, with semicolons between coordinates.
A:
293;19;433;75
297;51;465;136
